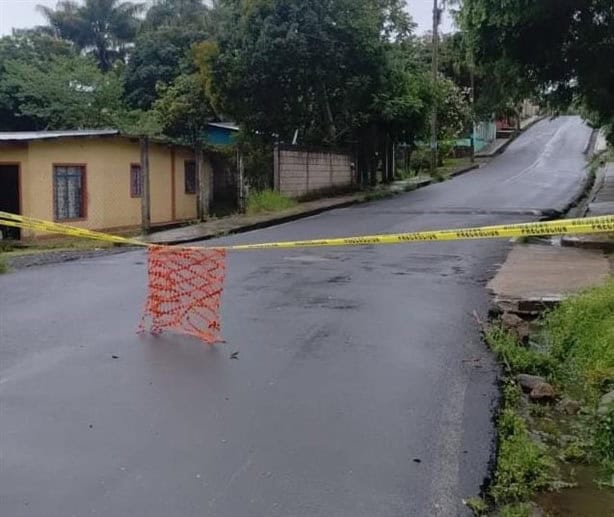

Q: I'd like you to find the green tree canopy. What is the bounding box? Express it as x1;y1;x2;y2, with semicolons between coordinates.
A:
38;0;143;71
143;0;212;30
153;72;214;144
201;0;414;146
458;0;614;140
1;52;126;129
124;26;208;109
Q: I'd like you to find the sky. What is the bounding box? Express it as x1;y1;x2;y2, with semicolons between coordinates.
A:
0;0;455;37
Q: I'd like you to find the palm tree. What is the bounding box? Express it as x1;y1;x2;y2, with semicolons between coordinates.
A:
38;0;143;72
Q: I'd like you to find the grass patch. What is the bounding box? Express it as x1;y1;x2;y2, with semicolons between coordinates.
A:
1;238;116;257
481;281;614;513
499;502;533;517
491;409;553;504
463;497;488;515
0;254;7;274
246;190;297;215
485;326;553;376
541;280;614;401
362;190;396;202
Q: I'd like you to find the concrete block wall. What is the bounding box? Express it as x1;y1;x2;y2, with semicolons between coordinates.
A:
275;145;352;198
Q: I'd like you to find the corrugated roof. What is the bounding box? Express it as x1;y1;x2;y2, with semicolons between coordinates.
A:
207;122;239;131
0;129;119;141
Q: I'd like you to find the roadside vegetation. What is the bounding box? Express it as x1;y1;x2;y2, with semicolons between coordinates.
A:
0;253;7;274
245;190;296;215
469;281;614;515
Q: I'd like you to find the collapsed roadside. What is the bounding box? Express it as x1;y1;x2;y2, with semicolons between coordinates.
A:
467;149;614;516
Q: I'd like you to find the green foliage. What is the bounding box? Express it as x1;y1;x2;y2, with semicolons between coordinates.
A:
363;190;396;202
124;26;208;109
542;280;614;399
409;149;431;174
143;0;211;30
203;0;423;148
499;503;533;517
464;496;488;515
491;409;553;504
459;0;614;144
0;254;8;274
485;326;552;376
595;408;614;468
1;53;126;129
153;72;214;143
0;30;75;130
245;190;296;215
38;0;143;72
561;438;590;463
434;76;472;139
233;131;274;191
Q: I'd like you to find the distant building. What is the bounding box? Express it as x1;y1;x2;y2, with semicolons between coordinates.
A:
204;122;240;146
0;130;206;239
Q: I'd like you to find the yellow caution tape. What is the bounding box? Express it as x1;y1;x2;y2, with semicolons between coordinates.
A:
1;210;613;251
220;215;614;250
0;211;146;247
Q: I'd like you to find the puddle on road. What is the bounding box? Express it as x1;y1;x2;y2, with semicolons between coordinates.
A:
535;466;614;516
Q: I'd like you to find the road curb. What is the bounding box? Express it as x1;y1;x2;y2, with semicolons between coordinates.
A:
150;167;483;246
151;199;363;246
449;163;480;178
476;116;546;158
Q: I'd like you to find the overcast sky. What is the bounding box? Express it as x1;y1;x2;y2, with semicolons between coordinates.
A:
0;0;454;37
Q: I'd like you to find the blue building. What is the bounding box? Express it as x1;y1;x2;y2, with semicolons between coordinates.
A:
205;122;239;146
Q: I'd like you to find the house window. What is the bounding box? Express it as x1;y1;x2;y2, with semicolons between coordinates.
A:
130;164;142;197
184;160;197;194
54;165;85;220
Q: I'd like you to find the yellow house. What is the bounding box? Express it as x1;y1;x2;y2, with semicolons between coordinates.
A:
0;130;212;239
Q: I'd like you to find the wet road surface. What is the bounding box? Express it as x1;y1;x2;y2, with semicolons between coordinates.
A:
0;117;591;516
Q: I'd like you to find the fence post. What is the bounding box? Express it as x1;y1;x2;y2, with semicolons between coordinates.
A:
237;148;246;212
305;151;310;194
273;143;280;192
196;141;209;221
140;137;151;233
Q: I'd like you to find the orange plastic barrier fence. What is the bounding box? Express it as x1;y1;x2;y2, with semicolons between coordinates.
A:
138;246;227;344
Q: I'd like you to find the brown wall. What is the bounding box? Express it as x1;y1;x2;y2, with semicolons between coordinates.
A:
0;136;201;237
275;145;353;198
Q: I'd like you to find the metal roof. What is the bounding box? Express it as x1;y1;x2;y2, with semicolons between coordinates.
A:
0;129;119;141
207;122;239;131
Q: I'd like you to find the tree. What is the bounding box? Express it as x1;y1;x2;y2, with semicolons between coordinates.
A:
197;0;438;186
124;26;208;109
154;72;215;218
0;29;75;130
458;0;614;142
202;0;413;146
1;53;126;129
38;0;143;71
142;0;211;30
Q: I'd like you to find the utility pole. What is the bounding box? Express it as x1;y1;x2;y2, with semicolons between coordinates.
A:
430;0;440;175
470;50;476;163
139;137;151;233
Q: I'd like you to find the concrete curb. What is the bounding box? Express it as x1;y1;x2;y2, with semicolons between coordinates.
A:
476;116;546;158
449;163;480;178
583;128;598;156
148;164;482;246
149;199;362;246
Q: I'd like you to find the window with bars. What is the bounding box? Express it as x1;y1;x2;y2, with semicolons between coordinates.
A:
185;160;197;194
131;164;142;197
54;165;85;220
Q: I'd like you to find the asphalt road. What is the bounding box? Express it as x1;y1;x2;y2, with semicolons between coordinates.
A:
0;116;592;517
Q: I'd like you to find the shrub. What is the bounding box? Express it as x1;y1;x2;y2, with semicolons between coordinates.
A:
246;190;296;215
542;280;614;399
